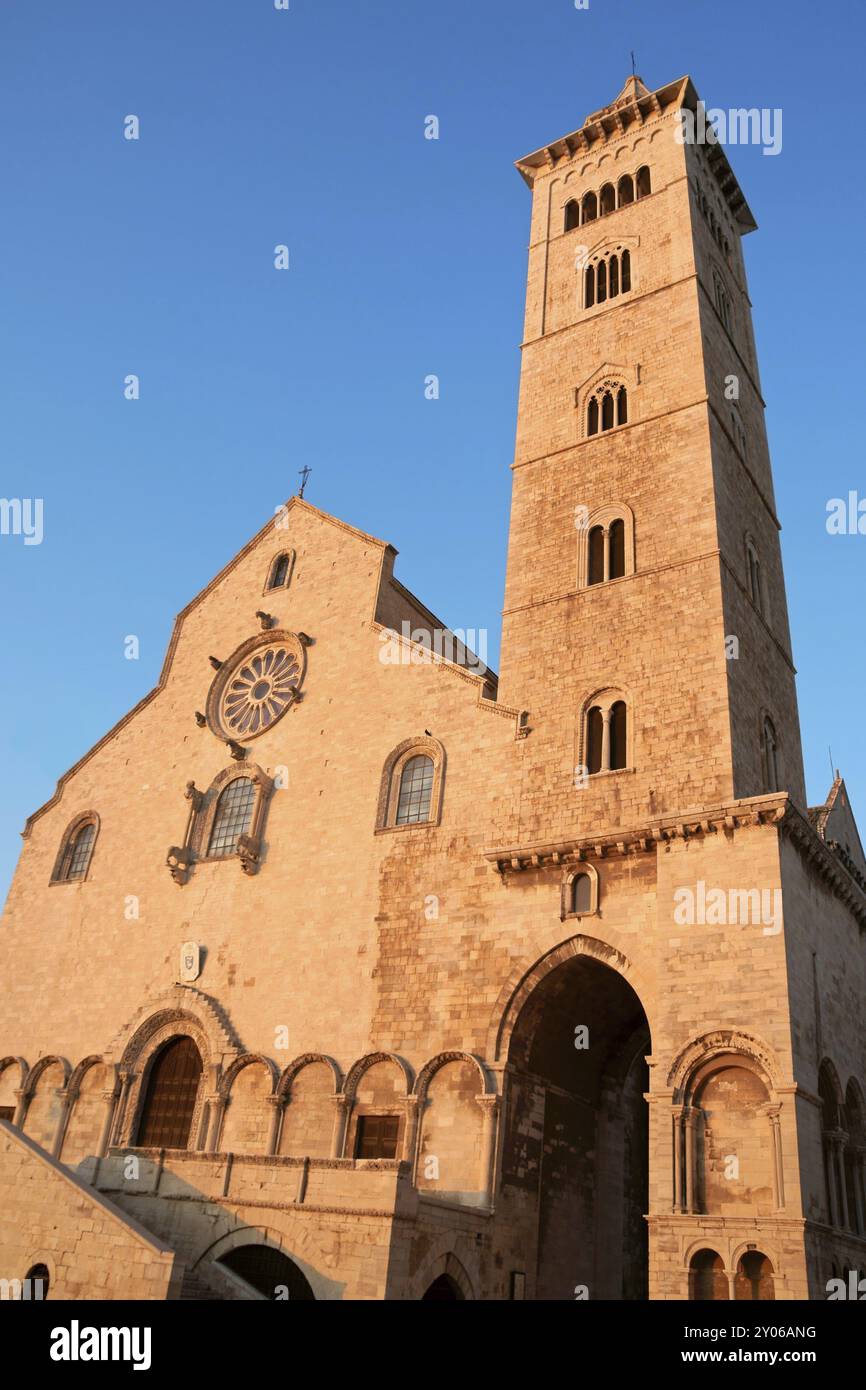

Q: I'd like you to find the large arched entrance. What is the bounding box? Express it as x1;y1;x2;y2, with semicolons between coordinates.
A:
422;1273;464;1301
217;1244;315;1300
137;1036;203;1149
501;951;650;1299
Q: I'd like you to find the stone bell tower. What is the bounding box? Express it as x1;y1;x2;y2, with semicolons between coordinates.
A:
484;74;866;1301
498;73;806;842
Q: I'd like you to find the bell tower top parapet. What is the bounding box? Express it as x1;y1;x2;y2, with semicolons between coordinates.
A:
515;74;756;234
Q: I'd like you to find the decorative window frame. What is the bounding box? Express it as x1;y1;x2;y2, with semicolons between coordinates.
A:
576;361;638;441
579;236;639;311
577;503;636;588
167;764;273;883
375;736;446;833
560;862;600;922
577;686;634;777
560;164;651;233
205;629;306;742
263;548;296;595
712;268;733;334
49;811;100;886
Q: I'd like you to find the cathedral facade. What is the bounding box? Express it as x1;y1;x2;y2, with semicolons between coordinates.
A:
1;73;865;1302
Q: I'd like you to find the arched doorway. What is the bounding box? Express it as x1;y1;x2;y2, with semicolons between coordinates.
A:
24;1264;49;1300
734;1251;774;1300
422;1273;464;1301
137;1037;203;1149
689;1248;728;1300
217;1244;315;1300
501;951;650;1299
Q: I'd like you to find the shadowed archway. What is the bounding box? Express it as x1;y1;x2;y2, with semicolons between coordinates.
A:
500;952;650;1299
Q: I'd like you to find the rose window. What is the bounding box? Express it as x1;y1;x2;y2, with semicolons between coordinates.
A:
220;645;301;736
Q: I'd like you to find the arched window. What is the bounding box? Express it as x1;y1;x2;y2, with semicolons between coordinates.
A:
635;165;651;199
584;693;629;775
734;1252;774;1301
571;872;592;914
266;552;292;590
844;1082;866;1235
207;777;256;857
379;738;445;830
600;182;615;216
761;716;779;793
584;264;595;309
137;1037;203;1150
609;701;627;770
579;508;635;588
745;538;765;617
585;382;629;436
617;174;634;207
586;706;603;774
52;817;98;883
396;755;434;825
714;273;732;332
25;1264;49;1300
609;518;625;579
564;199;580;232
588;526;605;585
609;254;619;297
689;1249;728;1301
581;191;597;224
597;260;607;304
819;1062;843;1227
621;248;631;292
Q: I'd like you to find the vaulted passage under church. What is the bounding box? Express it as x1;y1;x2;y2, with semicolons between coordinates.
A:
501;954;650;1299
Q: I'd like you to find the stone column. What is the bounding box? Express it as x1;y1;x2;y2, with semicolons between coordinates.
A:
112;1069;134;1147
97;1088;119;1158
765;1104;785;1210
854;1147;866;1236
601;709;612;772
835;1132;850;1230
403;1095;421;1178
683;1107;697;1215
477;1095;500;1207
52;1087;75;1160
602;527;611;582
330;1094;350;1159
672;1106;684;1213
205;1094;226;1154
12;1087;30;1130
266;1095;285;1156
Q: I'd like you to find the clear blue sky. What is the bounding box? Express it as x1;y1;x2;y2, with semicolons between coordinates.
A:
1;0;864;904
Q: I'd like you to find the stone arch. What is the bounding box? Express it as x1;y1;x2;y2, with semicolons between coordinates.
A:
489;934;654;1063
112;993;237;1152
111;986;242;1071
667;1029;781;1101
217;1054;278;1154
414;1055;491;1206
498;939;652;1299
818;1057;844;1112
343;1052;413;1161
276;1052;341;1099
413;1051;491;1102
22;1057;71;1153
0;1057;28;1119
193;1224;328;1301
218;1053;278;1098
413;1250;477;1301
277;1055;341;1159
343;1051;412;1102
577;502;636;588
61;1057;115;1167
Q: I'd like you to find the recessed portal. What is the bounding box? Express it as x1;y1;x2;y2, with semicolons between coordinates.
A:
501;951;650;1299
